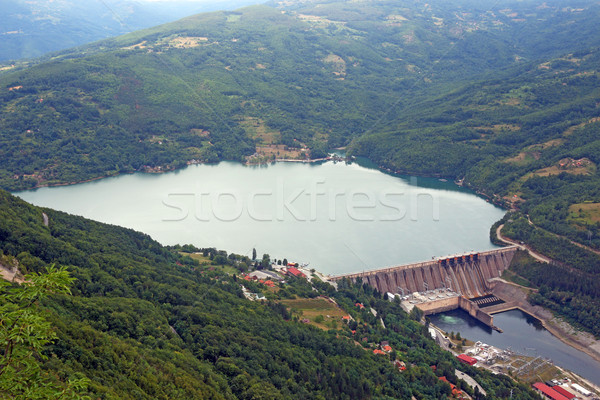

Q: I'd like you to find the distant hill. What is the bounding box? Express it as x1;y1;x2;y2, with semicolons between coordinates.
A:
0;0;261;62
2;0;600;191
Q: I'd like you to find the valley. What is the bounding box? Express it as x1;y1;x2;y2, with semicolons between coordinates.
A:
1;0;600;398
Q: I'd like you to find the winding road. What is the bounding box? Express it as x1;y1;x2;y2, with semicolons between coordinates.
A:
495;224;552;263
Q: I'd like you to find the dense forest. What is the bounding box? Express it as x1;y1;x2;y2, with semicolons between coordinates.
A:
0;190;539;398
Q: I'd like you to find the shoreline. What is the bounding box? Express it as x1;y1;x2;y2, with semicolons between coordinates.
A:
27;173;121;190
20;156;341;191
529;302;600;366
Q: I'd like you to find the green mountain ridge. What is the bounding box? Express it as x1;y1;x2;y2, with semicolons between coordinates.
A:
0;0;261;62
2;0;600;190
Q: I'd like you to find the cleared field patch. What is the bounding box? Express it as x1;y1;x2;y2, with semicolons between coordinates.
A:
190;128;210;138
181;252;240;274
323;54;346;76
168;36;208;48
504;151;539;165
182;252;212;265
563;117;600;136
280;298;348;330
527;165;588;177
530;138;565;149
239;117;280;144
121;41;147;50
254;144;306;160
505;139;563;165
521;158;595;180
474;124;521;134
297;14;338;25
568;202;600;226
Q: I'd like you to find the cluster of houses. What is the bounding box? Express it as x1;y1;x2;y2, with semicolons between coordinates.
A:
439;376;466;399
243;270;282;287
242;263;308;286
240;262;310;298
372;340;394;356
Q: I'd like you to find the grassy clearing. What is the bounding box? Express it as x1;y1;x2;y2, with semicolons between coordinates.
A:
239;116;280;144
255;145;305;159
280;298;348;330
502;269;532;288
568;202;600;226
504;139;563;165
520;158;595;181
504;151;539;165
531;165;591;177
181;252;240;275
563;117;600;136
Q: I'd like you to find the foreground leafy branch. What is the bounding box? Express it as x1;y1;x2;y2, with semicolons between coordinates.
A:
0;265;89;400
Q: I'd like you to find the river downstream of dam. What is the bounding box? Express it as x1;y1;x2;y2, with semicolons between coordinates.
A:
430;309;600;385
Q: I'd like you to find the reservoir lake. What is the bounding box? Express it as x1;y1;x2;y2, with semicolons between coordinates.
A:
15;157;504;275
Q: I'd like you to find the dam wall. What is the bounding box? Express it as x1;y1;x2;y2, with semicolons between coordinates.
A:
331;246;518;299
416;296;460;315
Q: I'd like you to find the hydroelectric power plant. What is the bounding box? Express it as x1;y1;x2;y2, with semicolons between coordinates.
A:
330;246;519;330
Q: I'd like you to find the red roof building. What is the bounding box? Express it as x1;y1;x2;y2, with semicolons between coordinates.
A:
456;354;477;366
382;345;393;352
394;360;406;371
287;267;306;278
373;349;386;355
532;383;569;400
439;377;464;398
552;386;576;400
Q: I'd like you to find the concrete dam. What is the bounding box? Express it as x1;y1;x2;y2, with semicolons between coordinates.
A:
330;246;518;299
330;246;519;329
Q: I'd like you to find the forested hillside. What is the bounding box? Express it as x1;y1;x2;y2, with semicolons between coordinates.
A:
351;47;600;246
2;0;600;190
0;190;539;398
